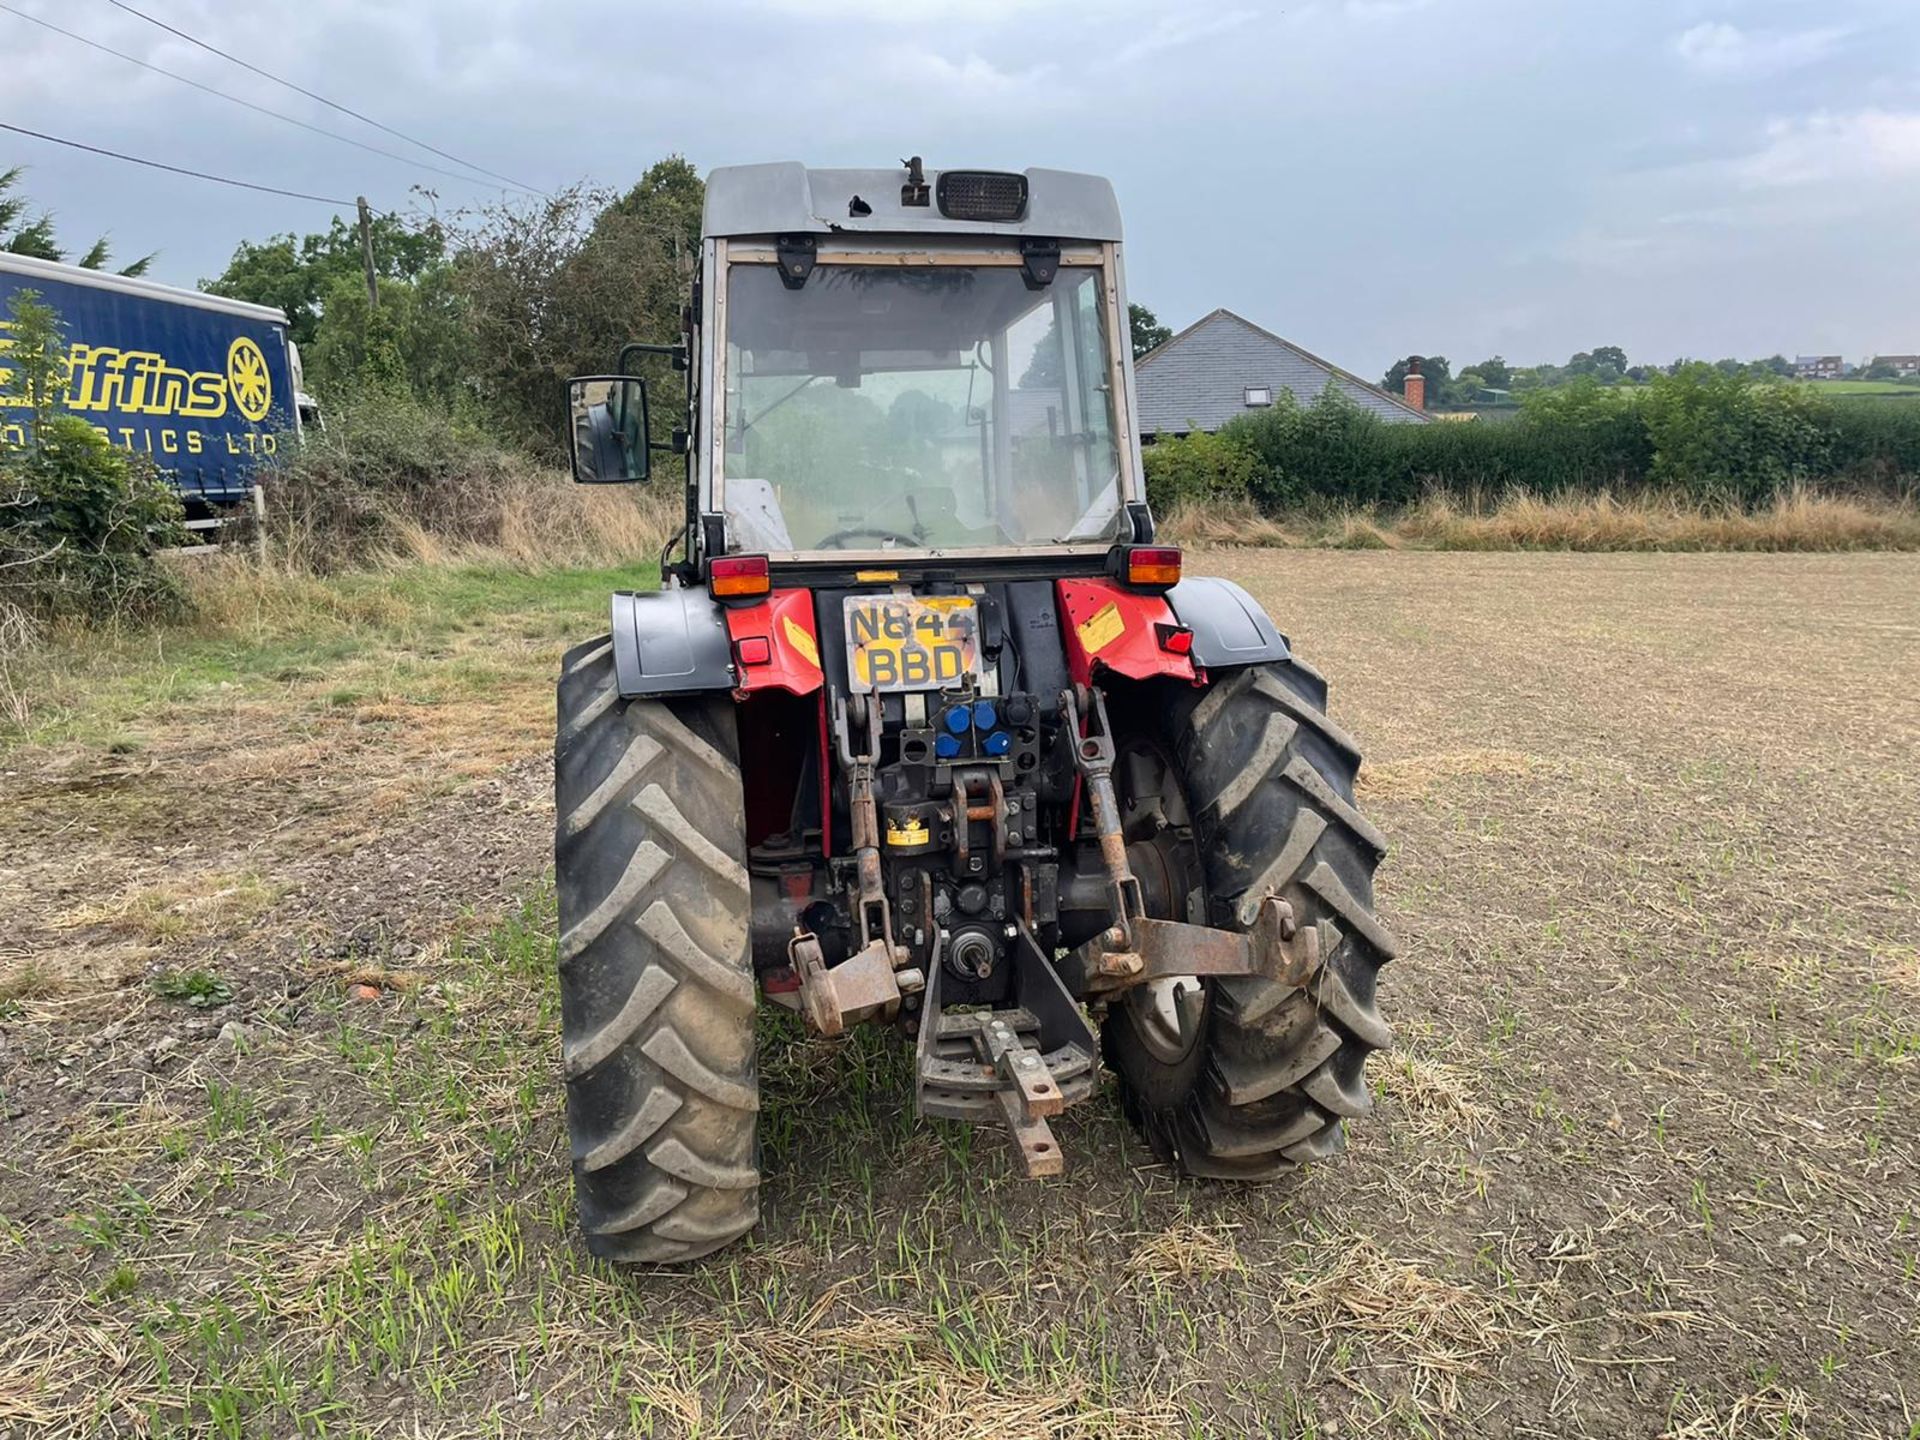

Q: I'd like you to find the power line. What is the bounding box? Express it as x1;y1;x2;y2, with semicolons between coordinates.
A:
0;2;534;196
0;121;355;206
103;0;543;196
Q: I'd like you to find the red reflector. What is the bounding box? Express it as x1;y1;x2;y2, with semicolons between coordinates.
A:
1156;623;1194;655
709;554;770;598
734;635;772;666
1126;545;1182;588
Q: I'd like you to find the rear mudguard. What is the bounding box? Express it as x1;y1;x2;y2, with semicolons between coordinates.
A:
1166;576;1290;669
1055;576;1289;684
610;573;1289;698
610;585;734;697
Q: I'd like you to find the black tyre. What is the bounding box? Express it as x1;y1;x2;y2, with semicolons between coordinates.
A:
1103;658;1395;1176
554;636;759;1262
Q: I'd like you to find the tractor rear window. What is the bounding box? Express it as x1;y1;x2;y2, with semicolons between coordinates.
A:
720;263;1127;554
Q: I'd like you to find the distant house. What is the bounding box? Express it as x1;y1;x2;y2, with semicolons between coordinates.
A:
1794;355;1846;380
1871;355;1920;377
1134;309;1429;438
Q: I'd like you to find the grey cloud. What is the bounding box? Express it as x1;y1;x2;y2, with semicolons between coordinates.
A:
3;0;1916;373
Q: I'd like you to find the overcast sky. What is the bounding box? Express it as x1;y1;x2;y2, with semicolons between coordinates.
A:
6;0;1915;376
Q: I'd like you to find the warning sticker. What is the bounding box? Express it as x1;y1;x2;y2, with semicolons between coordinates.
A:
781;614;820;669
1077;601;1126;655
886;817;930;847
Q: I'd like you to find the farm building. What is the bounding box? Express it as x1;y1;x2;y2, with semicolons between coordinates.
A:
1134;309;1429;438
1794;355;1847;379
1871;355;1920;377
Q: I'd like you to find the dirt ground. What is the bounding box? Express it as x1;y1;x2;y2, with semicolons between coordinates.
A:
2;551;1916;1438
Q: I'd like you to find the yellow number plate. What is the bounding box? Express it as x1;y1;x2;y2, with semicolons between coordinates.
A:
843;596;979;693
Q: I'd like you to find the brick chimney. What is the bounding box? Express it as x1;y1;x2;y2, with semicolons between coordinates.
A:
1403;356;1426;412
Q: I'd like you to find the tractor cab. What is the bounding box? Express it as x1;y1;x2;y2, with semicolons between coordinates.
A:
569;158;1149;575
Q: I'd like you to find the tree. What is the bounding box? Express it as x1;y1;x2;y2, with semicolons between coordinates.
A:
1;167;152;276
206;208;468;404
1382;354;1451;402
1466;355;1512;389
1128;303;1172;359
1863;361;1899;381
452;158;705;454
205;210;449;348
0;285;68;428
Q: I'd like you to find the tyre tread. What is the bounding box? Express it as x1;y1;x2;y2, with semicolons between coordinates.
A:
1103;655;1394;1179
555;637;759;1264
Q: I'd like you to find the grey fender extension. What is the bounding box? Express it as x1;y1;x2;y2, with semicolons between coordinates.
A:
1166;576;1291;669
611;585;736;698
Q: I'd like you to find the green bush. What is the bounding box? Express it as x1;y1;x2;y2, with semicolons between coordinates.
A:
1;291;187;630
262;385;541;567
1825;402;1920;497
1218;382;1651;510
1142;429;1259;514
1169;371;1919;516
1640;366;1830;502
260;386;675;571
2;415;188;617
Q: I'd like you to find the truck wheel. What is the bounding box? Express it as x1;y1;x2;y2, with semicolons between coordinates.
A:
1102;659;1395;1177
554;636;759;1262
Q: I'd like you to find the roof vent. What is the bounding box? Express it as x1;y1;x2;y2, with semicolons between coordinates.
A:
937;170;1029;223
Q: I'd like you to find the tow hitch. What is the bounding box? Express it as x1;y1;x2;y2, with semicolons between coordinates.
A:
914;925;1097;1178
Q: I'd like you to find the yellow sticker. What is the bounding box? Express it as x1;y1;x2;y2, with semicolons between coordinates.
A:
781;614;820;669
854;569;900;583
1077;601;1126;655
886;817;930;847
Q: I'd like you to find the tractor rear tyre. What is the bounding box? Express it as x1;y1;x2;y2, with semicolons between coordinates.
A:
1103;657;1396;1177
553;637;759;1263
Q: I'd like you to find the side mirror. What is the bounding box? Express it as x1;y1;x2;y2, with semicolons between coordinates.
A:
567;375;650;484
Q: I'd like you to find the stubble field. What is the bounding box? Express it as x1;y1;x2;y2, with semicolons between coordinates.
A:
1;549;1916;1438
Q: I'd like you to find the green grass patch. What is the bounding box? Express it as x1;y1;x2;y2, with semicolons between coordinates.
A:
3;559;658;751
1808;380;1920;398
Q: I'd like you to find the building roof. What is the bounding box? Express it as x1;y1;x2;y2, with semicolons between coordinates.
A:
1134;309;1429;434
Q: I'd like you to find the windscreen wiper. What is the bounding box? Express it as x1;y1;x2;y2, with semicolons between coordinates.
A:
740;374;823;435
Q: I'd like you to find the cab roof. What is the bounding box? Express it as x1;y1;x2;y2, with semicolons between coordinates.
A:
702;162;1123;243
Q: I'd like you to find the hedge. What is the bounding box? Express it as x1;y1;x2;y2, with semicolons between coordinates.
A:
1146;369;1920;513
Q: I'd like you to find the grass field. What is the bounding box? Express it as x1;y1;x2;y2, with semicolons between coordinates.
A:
1807;380;1920;399
2;551;1917;1438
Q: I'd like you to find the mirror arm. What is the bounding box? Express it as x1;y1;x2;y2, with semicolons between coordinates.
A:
619;341;690;373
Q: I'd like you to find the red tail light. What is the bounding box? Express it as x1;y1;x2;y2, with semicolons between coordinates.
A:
733;635;773;666
709;554;770;599
1123;545;1182;589
1155;622;1194;655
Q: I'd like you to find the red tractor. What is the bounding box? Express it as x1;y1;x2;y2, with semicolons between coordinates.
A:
556;159;1394;1262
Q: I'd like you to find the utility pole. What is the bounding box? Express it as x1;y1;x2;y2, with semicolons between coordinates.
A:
356;196;378;309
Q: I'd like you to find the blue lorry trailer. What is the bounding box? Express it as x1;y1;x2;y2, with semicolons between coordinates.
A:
0;252;308;518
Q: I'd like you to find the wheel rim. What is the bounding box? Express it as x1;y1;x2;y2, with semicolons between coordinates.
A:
1132;974;1206;1063
1110;736;1209;1067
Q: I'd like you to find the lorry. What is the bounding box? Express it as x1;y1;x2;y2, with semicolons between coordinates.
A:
0;252;311;529
555;159;1396;1262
